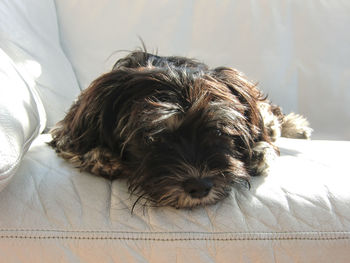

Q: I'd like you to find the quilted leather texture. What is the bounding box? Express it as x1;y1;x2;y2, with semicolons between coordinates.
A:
0;135;349;262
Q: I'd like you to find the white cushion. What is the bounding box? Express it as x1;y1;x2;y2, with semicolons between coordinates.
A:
0;0;81;192
0;135;349;262
0;48;42;192
0;0;81;128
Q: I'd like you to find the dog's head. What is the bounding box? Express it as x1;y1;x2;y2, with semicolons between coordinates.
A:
54;51;269;208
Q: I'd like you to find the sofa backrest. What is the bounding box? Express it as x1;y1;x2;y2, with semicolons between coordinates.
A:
0;0;81;191
55;0;350;140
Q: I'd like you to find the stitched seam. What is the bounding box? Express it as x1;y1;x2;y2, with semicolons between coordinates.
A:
1;229;350;234
1;235;349;241
1;230;349;241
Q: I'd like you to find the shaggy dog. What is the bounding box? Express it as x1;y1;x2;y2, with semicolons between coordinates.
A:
49;50;312;209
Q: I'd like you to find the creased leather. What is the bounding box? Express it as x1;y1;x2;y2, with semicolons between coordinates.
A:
0;135;349;262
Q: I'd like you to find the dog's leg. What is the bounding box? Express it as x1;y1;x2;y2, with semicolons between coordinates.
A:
57;147;124;179
281;113;313;139
259;102;312;140
80;148;125;179
250;102;312;177
249;141;279;176
258;102;282;141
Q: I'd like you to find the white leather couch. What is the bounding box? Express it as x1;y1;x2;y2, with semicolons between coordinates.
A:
1;1;349;262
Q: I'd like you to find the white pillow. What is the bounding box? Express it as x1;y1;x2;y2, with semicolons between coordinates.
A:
0;0;81;128
0;49;42;192
0;0;81;192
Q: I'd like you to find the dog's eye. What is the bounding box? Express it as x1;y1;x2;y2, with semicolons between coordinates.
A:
213;129;222;136
144;136;154;144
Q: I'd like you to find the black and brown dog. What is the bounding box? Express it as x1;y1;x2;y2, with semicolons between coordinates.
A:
49;50;312;209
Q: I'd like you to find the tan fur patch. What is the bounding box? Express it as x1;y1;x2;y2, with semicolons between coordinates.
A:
250;141;278;176
57;147;124;179
258;102;281;141
282;113;313;139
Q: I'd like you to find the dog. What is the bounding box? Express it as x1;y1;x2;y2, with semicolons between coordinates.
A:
49;50;312;209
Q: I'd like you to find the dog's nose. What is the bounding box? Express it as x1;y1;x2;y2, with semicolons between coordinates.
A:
183;178;213;199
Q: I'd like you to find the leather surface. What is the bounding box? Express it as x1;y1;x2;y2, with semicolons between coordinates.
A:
0;0;80;128
0;135;349;262
1;1;350;261
0;0;81;192
0;48;41;192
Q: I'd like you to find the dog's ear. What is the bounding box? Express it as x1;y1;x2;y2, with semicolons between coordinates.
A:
59;66;168;154
50;69;135;155
211;67;267;141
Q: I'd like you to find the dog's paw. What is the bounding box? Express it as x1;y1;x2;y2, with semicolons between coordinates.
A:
281;113;313;139
81;147;124;179
250;141;278;176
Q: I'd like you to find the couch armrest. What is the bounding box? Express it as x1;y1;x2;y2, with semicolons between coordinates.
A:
0;48;43;192
0;0;81;129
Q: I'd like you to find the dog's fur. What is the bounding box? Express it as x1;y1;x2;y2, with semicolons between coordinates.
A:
49;50;312;209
